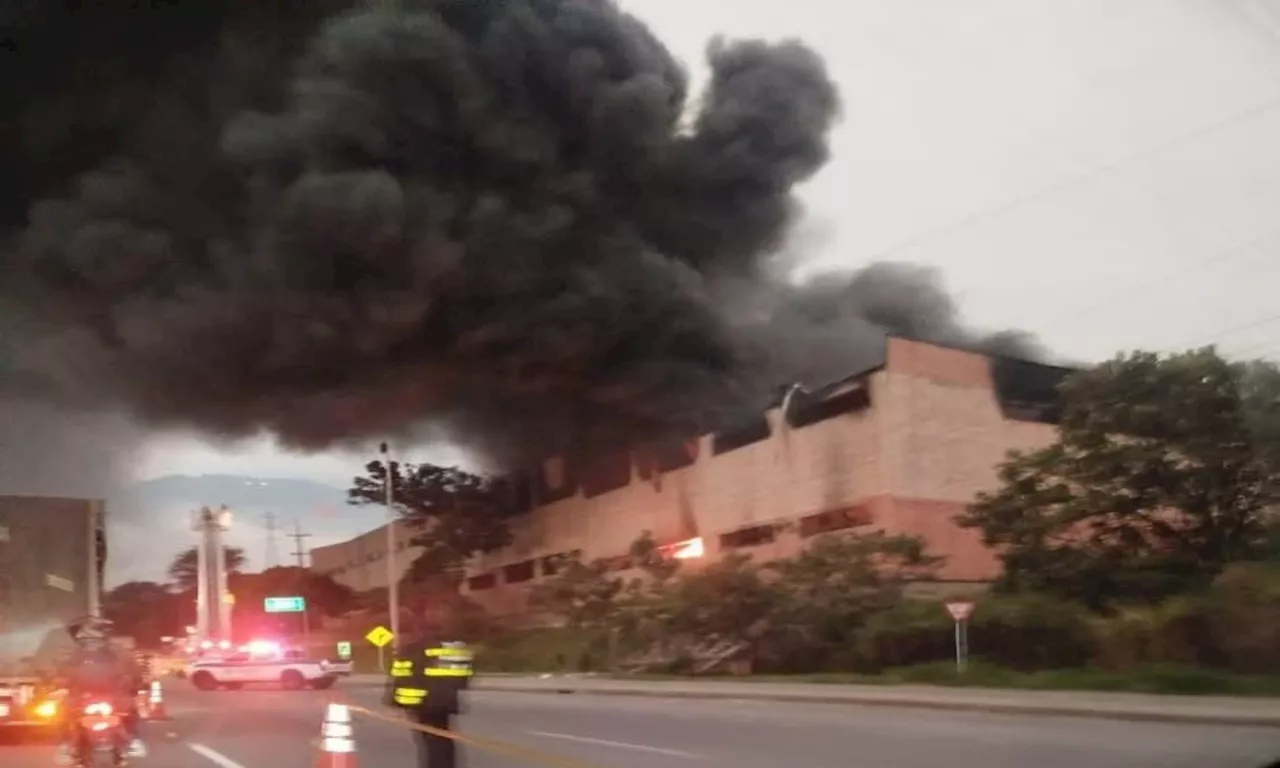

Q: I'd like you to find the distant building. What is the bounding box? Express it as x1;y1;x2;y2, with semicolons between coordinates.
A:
310;520;421;593
312;337;1073;615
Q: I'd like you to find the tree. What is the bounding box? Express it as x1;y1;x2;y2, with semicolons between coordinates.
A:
958;348;1278;608
348;460;514;589
225;566;359;638
766;532;942;664
231;566;359;618
104;581;181;647
1235;357;1280;490
660;553;777;647
527;555;623;630
167;546;247;591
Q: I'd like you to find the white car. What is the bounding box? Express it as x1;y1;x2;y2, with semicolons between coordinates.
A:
186;647;338;691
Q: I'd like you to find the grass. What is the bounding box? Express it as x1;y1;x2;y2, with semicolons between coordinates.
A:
607;662;1280;697
348;624;1280;698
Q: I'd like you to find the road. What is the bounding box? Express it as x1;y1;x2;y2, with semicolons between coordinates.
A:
2;681;1276;768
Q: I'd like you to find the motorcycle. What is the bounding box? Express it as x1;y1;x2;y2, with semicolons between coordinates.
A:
73;699;126;768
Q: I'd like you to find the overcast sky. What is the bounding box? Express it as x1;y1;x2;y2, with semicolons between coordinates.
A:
134;0;1280;490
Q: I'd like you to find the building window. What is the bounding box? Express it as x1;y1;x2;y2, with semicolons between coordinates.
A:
787;382;871;429
578;451;632;498
711;415;771;455
541;550;581;576
599;553;632;572
535;456;577;504
990;357;1070;425
499;471;534;513
719;524;776;550
467;572;497;591
636;439;697;478
503;560;536;584
798;505;873;538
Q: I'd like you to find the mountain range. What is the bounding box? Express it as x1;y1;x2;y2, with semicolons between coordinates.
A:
106;474;382;586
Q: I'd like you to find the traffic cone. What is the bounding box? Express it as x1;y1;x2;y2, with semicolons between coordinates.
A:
316;702;357;768
148;680;169;721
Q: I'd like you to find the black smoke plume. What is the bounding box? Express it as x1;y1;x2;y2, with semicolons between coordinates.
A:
1;0;1041;468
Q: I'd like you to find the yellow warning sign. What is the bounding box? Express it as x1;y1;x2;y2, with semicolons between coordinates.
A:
365;625;395;648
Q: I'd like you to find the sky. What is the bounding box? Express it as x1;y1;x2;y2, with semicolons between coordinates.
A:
132;0;1280;490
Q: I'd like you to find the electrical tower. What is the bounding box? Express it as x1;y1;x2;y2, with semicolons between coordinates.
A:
264;512;280;569
289;520;313;569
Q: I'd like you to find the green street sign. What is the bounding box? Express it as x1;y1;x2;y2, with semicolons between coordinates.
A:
336;641;352;659
263;596;306;613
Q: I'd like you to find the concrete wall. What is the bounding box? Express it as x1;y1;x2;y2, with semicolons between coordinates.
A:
310;519;422;592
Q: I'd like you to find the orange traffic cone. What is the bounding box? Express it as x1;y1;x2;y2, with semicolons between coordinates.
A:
148;680;169;721
316;702;357;768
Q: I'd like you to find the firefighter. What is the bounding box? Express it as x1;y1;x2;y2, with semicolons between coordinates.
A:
384;636;474;768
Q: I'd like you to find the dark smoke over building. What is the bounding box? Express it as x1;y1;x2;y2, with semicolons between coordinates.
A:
1;1;1043;468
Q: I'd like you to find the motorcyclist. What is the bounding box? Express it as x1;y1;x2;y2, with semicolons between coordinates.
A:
52;617;147;766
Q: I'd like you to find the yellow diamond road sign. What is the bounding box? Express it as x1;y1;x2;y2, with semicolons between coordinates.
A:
366;625;394;648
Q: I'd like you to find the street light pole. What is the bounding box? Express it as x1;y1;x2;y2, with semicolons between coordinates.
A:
380;442;400;651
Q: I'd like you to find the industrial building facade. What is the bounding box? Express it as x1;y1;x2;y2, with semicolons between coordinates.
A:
311;337;1070;613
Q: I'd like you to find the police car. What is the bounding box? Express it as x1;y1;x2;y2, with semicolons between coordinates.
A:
0;679;61;734
185;641;339;691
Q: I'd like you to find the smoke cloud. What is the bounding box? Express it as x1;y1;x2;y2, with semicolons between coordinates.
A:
1;0;1041;468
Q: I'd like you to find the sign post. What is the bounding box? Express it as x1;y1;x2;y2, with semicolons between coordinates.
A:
336;641;352;661
945;601;975;674
263;596;306;613
265;596;309;650
366;625;395;672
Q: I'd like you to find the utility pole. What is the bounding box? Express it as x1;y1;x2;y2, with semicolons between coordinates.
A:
288;520;313;650
288;521;312;569
264;512;280;569
381;442;400;651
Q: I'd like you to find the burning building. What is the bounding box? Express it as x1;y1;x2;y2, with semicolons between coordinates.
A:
314;336;1073;613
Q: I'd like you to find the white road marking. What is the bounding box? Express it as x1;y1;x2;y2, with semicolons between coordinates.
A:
188;743;250;768
526;729;702;759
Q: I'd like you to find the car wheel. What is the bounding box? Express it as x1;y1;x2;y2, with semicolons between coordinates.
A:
191;671;217;691
280;670;305;690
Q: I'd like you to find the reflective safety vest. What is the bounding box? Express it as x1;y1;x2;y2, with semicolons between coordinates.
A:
388;642;474;712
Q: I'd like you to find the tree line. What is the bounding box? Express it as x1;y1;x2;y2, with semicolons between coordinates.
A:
104;546;358;647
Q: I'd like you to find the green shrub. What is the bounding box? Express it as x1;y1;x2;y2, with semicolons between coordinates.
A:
475;627;604;673
857;600;954;669
1202;562;1280;674
1090;597;1210;671
966;593;1095;670
858;594;1096;672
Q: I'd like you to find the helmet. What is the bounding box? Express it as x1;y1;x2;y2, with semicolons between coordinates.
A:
68;616;113;649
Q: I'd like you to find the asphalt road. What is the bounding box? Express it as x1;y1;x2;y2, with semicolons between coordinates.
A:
1;681;1276;768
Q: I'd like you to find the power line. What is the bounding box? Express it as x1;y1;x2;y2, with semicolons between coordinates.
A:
288;520;313;570
1177;311;1280;350
1223;335;1280;359
1038;225;1280;324
867;96;1280;264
